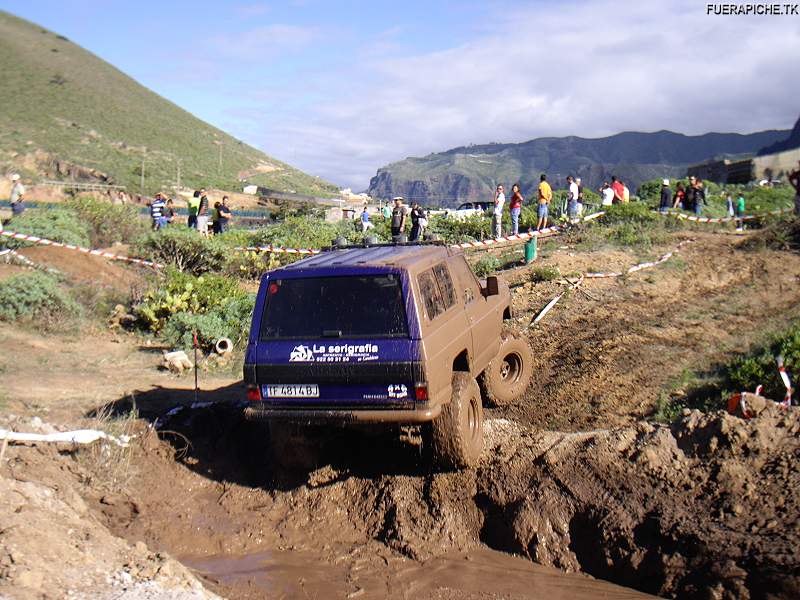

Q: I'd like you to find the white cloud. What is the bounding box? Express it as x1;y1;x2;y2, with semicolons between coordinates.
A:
233;0;800;189
210;23;317;60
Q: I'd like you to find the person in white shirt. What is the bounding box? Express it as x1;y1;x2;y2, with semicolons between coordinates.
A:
566;175;579;218
600;181;615;207
575;177;584;215
493;185;505;238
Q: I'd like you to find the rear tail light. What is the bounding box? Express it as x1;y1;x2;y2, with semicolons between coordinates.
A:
415;384;428;402
246;385;261;402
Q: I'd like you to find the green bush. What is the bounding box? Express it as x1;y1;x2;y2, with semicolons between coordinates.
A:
530;265;561;283
135;228;228;275
429;214;491;243
134;268;246;332
2;208;90;248
473;254;501;277
65;196;148;247
725;323;800;401
160;294;256;352
0;272;81;325
599;202;659;225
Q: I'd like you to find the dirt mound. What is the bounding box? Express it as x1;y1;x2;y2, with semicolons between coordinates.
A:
97;399;799;599
18;245;146;291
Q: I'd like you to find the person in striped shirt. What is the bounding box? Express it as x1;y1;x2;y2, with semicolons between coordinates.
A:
149;192;167;230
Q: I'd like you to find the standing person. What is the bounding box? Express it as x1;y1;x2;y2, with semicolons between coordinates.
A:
536;174;552;231
725;191;734;217
149;192;167;230
508;183;523;235
575;177;584;215
685;176;697;212
600;182;614;207
789;161;800;216
409;202;427;241
381;202;392;221
622;181;630;203
693;178;705;216
164;199;176;225
361;207;375;233
566;175;579;219
611;176;625;204
217;196;232;233
735;193;746;231
187;190;201;228
196;191;210;236
674;182;686;209
492;184;505;238
659;179;673;213
9;174;25;218
211;201;222;235
390;197;408;240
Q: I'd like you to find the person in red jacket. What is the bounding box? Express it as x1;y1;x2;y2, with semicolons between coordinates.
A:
508;183;523;235
611;176;625;204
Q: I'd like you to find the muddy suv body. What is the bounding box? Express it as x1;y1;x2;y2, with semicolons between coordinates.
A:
243;243;532;468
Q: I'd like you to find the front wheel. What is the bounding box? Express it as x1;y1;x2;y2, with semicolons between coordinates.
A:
430;373;484;469
480;330;534;407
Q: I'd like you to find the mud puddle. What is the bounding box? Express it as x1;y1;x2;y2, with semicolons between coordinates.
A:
184;546;654;599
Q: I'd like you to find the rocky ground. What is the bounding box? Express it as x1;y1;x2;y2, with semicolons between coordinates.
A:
1;228;799;599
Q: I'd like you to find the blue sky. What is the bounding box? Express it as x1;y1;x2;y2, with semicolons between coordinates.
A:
5;1;800;189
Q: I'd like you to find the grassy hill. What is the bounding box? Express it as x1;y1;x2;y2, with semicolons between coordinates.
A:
0;11;338;197
368;128;792;207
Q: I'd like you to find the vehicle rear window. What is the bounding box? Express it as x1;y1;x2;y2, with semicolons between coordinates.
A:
260;274;408;339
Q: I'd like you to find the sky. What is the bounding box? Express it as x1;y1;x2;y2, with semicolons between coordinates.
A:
4;1;800;189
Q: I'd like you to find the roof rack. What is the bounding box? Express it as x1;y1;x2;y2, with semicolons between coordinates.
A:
320;239;447;252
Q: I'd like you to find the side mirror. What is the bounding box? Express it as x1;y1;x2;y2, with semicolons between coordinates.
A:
485;276;500;297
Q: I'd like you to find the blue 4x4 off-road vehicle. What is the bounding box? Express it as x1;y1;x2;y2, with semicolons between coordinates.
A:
243;243;533;469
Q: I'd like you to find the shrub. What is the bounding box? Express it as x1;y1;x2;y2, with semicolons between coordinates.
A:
599;202;659;226
161;294;256;352
473;254;501;277
2;208;90;248
725;323;800;402
134;228;228;275
133;268;245;332
529;265;561;283
429;214;491;243
65;196;148;247
0;271;81;325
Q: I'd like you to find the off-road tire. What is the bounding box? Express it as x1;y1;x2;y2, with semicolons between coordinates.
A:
480;330;534;407
268;422;320;471
430;373;484;469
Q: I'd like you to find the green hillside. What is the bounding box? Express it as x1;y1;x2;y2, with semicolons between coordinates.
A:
0;11;338;197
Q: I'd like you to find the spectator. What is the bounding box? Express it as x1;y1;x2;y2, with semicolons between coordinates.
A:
390;197;408;239
361;207;375;233
725;192;734;217
492;184;505;238
188;190;201;228
575;177;584;215
674;182;686;209
9;174;25;218
536;174;552;231
196;191;210;237
566;175;579;219
410;202;427;241
693;178;705;216
685;176;697;212
212;201;222;234
622;181;630;203
217;196;232;234
611;176;625;204
508;183;523;235
164;199;176;224
789;161;800;216
736;193;746;231
659;179;672;213
600;182;614;207
381;202;392;221
149;192;167;230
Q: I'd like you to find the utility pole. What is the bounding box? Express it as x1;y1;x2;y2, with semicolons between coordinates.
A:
140;148;146;194
176;158;182;190
218;143;223;174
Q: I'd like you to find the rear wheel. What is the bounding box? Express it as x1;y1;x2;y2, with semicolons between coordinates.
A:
430;373;484;469
480;330;534;407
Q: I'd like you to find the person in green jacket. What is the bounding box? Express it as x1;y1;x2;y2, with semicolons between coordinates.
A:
735;194;745;231
187;189;203;228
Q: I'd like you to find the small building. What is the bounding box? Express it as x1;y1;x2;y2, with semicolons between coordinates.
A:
688;146;800;184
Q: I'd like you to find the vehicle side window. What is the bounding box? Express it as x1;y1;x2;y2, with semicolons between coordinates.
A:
448;256;481;304
432;263;456;309
418;270;444;321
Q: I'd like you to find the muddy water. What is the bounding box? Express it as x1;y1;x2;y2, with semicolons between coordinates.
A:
184;546;655;599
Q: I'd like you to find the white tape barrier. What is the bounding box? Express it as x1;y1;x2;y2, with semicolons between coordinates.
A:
1;230;163;269
0;428;130;447
663;206;793;224
584;240;693;279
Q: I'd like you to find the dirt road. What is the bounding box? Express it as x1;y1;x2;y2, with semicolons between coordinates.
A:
1;227;799;599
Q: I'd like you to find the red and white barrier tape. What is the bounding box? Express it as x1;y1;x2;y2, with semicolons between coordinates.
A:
584;240;692;279
666;206;793;224
1;230;163;269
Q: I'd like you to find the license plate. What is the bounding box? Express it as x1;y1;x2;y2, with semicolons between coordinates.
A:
265;384;319;398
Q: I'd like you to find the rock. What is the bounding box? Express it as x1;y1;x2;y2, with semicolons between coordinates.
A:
162;350;193;373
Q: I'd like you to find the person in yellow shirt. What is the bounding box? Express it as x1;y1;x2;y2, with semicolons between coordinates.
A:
536;174;552;231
